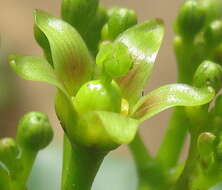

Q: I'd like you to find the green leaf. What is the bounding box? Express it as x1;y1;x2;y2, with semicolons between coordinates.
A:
34;10;93;96
9;55;68;96
76;111;139;150
132;84;215;122
115;19;164;107
61;0;107;56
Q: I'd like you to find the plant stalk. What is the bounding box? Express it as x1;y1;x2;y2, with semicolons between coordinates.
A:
61;136;106;190
172;134;199;190
156;107;190;170
129;133;167;190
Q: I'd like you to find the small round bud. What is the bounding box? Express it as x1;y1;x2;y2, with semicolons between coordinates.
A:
193;60;222;92
176;0;206;39
102;7;137;41
204;20;222;46
198;132;216;165
0;138;19;166
198;132;216;156
96;42;132;78
74;80;121;114
17;112;53;151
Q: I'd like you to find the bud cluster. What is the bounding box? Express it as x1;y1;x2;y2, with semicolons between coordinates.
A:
175;0;222;85
0;112;53;189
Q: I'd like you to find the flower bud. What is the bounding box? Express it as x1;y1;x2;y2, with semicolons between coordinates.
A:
201;0;222;24
102;8;137;41
96;42;133;78
17;112;53;151
204;20;222;46
0;138;19;168
197;132;216;165
193;60;222;92
176;0;206;39
74;80;121;114
198;132;216;155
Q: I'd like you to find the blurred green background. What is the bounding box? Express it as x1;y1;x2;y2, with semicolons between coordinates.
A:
0;0;208;189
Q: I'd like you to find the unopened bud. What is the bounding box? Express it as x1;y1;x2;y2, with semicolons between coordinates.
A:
102;7;137;41
204;20;222;46
17;112;53;151
176;0;206;39
193;60;222;92
198;132;216;165
0;138;19;166
96;42;132;78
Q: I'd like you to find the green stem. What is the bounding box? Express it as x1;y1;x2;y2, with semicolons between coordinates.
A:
12;148;37;190
0;165;12;190
172;134;198;190
61;137;106;190
157;38;199;170
11;148;37;190
156;107;190;170
129;133;152;168
61;135;72;189
129;133;152;190
129;133;167;190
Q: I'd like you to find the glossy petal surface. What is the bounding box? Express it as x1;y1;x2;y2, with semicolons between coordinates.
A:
132;84;215;122
34;10;93;95
115;19;164;106
9;55;67;96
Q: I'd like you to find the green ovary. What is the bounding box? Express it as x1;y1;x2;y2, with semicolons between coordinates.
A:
74;80;122;114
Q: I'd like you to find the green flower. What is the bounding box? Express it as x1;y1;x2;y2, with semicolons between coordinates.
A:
9;9;214;152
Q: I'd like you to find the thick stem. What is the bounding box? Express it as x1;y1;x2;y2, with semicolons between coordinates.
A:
61;136;106;190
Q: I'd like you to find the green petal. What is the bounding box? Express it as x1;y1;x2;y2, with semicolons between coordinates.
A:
9;55;68;96
34;25;53;66
55;90;78;143
132;84;215;122
61;0;107;56
34;10;93;95
115;19;164;107
76;111;139;150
